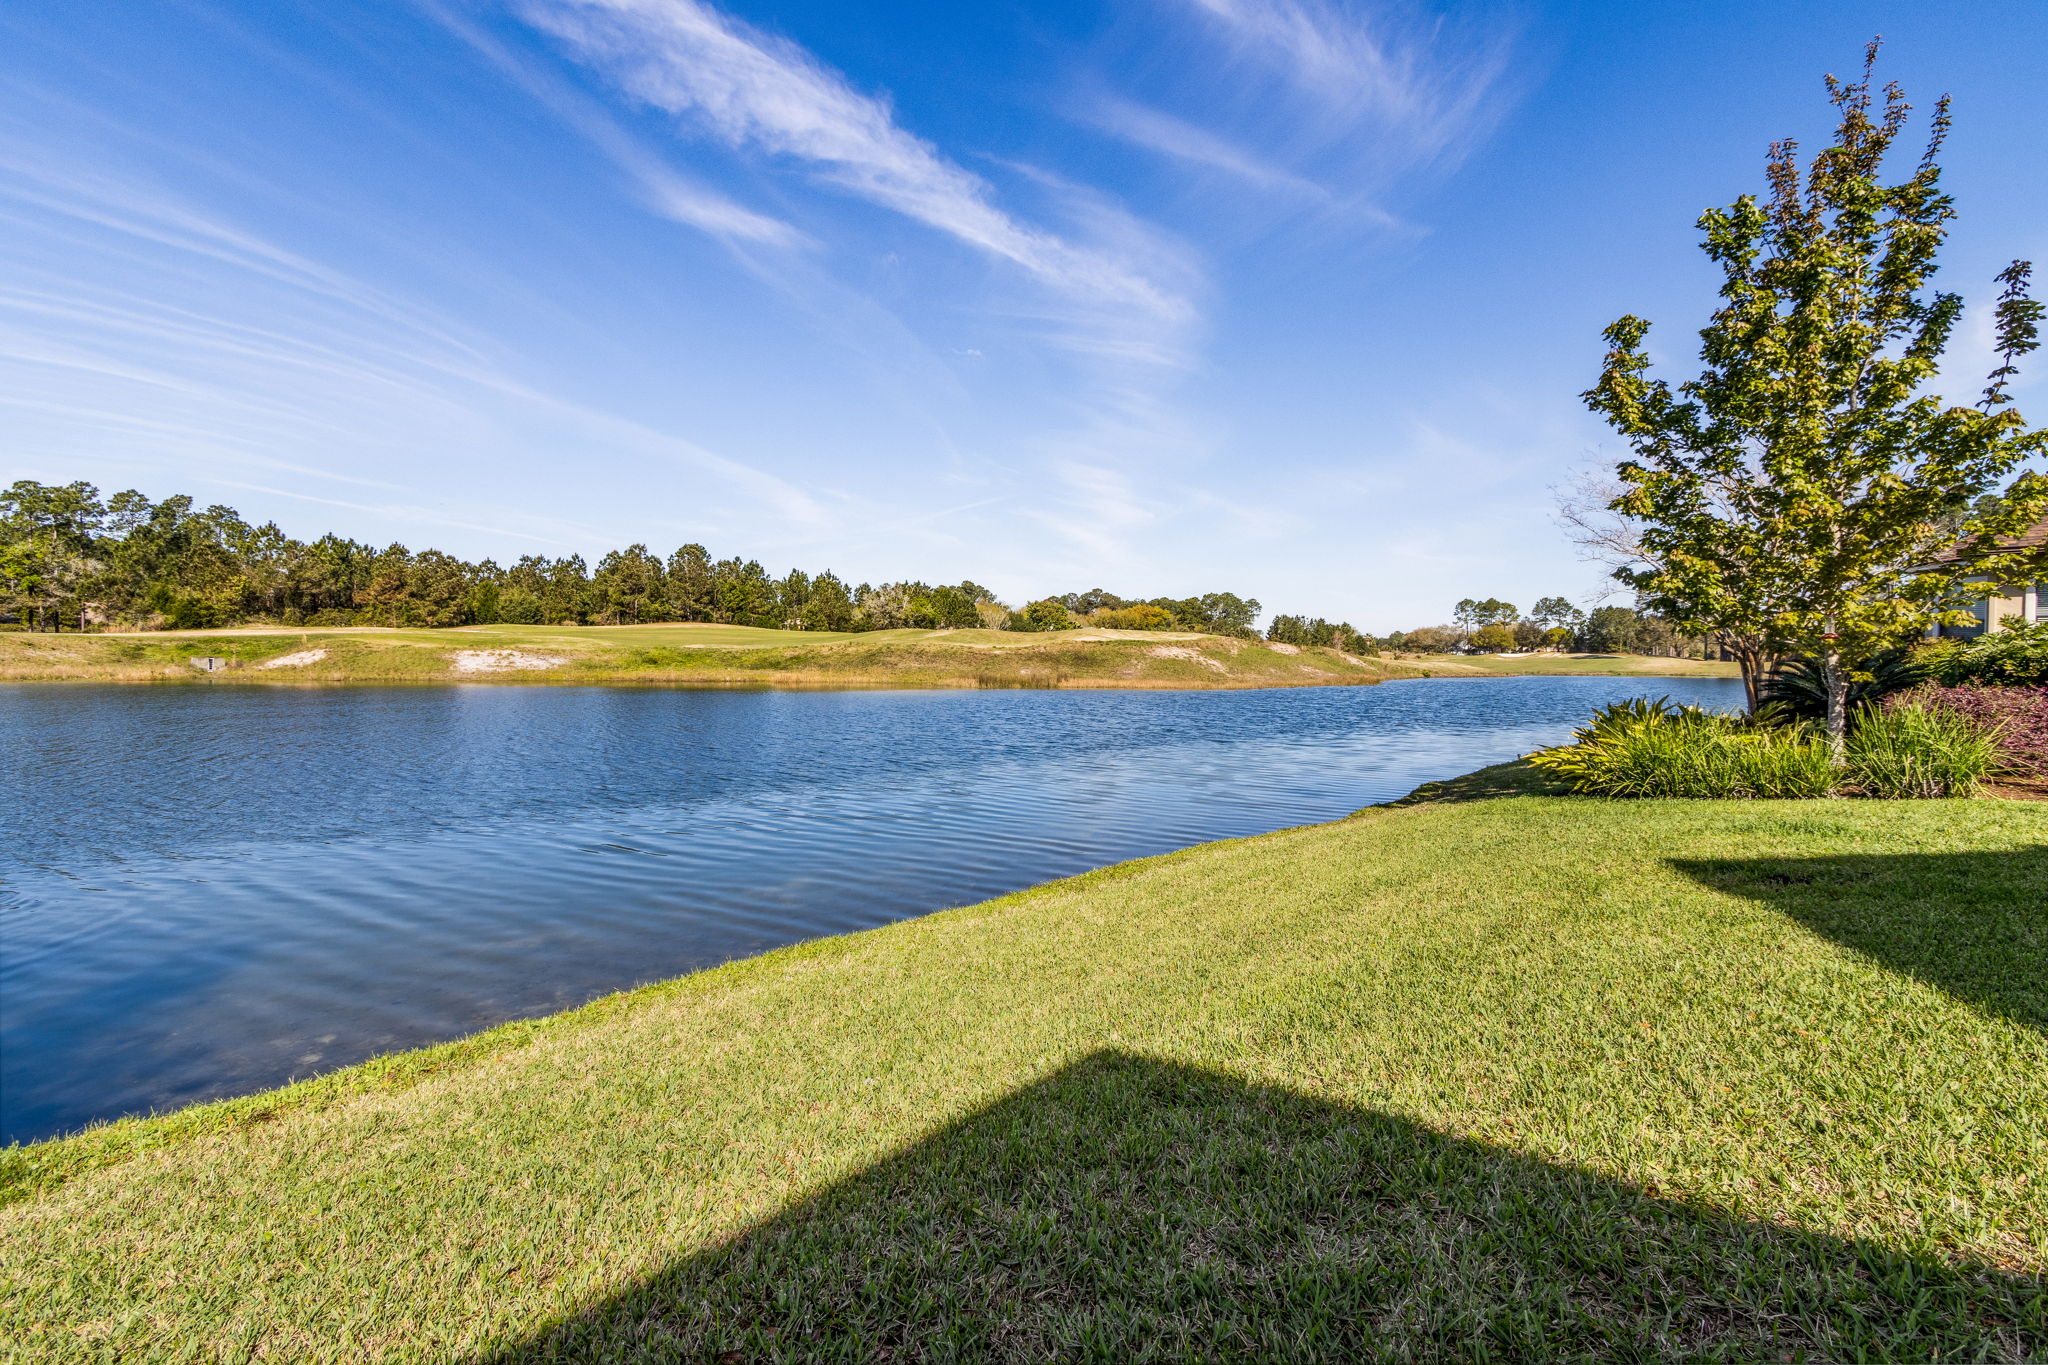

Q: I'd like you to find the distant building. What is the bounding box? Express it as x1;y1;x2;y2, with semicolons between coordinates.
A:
1928;513;2048;638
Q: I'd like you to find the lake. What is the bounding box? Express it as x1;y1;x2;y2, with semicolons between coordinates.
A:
0;675;1743;1143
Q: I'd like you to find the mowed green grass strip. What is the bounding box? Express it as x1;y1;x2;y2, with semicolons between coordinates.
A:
2;790;2042;1361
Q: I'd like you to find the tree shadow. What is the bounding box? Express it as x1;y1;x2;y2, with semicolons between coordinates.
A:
473;1051;2041;1363
1376;758;1569;809
1672;848;2048;1036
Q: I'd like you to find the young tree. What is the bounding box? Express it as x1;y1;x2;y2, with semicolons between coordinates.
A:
1585;45;2048;743
973;595;1011;630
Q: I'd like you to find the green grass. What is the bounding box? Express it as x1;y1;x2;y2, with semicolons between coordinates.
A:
2;788;2041;1360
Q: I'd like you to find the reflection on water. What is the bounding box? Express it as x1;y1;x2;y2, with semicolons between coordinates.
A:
0;676;1741;1142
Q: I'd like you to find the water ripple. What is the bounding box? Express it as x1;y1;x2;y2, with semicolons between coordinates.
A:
0;676;1743;1142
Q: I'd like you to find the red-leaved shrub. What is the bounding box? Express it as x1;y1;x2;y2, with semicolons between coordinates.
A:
1890;685;2048;778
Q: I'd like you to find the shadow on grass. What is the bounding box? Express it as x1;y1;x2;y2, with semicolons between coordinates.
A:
474;1051;2041;1363
1673;848;2048;1036
1377;758;1568;808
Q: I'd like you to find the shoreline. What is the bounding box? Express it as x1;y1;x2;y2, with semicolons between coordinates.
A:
0;761;1541;1186
4;777;2036;1360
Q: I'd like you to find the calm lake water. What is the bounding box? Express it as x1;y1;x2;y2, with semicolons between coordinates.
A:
1;675;1743;1144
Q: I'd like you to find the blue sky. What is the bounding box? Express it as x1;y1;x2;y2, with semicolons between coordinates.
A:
3;1;2044;629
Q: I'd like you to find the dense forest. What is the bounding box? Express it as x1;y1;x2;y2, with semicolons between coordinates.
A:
2;479;1697;654
0;480;1266;637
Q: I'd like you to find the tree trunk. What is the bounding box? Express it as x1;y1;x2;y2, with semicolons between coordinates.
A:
1821;645;1849;758
1722;632;1771;715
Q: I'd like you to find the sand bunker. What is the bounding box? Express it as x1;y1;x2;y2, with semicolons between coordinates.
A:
257;649;327;669
449;650;566;673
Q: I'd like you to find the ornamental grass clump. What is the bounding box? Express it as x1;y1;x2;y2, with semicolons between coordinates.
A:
1531;696;2004;799
1843;699;2005;798
1528;699;1837;799
1889;684;2047;780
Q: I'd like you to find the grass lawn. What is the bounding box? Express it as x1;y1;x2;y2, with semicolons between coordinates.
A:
1;780;2042;1360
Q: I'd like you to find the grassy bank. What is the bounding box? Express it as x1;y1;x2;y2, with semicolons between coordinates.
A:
0;623;1391;689
1406;651;1738;678
2;779;2040;1360
0;623;1738;689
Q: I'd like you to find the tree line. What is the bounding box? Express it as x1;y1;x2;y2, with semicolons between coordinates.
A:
0;479;1266;638
2;478;1717;659
1279;596;1707;658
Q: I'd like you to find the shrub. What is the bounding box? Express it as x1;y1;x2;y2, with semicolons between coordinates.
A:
1844;700;2004;798
1088;604;1175;631
1015;599;1075;632
1891;684;2048;779
1758;647;1927;720
1529;699;1837;799
497;588;544;625
1918;621;2048;686
1470;623;1518;653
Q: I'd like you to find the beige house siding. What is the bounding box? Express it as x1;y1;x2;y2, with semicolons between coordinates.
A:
1939;575;2045;637
1929;515;2048;636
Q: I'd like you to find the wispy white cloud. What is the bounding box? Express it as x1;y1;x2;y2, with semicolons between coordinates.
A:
424;0;810;250
500;0;1223;588
637;167;803;245
1176;0;1513;166
1080;96;1331;200
517;0;1191;326
1072;0;1513;233
0;142;834;529
0;143;493;362
1186;0;1417;101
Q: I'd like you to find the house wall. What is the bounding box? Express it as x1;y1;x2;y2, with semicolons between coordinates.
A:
1941;576;2045;637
